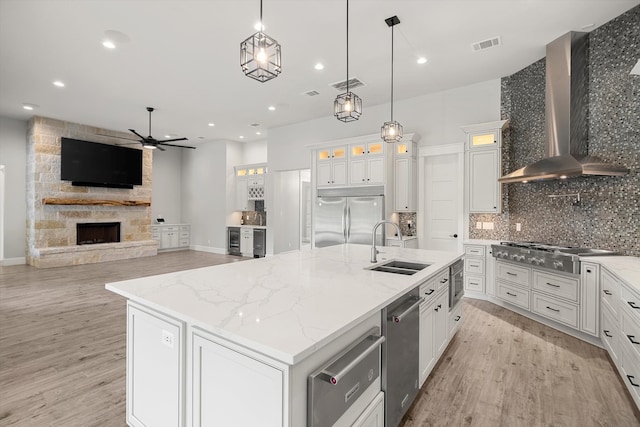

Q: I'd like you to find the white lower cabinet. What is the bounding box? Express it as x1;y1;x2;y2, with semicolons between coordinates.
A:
602;304;619;363
152;224;190;250
419;298;436;386
449;301;464;338
352;392;384;427
419;287;450;387
127;303;184;427
240;227;254;256
191;331;285;427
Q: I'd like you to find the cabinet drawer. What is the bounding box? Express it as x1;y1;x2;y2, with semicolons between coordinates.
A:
386;239;403;247
179;231;190;238
151;233;160;240
602;305;619;363
419;279;438;305
496;262;530;288
180;225;190;231
164;226;178;232
464;275;484;293
531;292;578;328
464;258;485;275
620;342;640;407
532;271;579;302
151;226;160;233
621;309;640;361
621;285;640;323
496;282;530;310
179;239;190;247
464;245;485;257
449;302;463;338
601;269;620;316
434;269;450;291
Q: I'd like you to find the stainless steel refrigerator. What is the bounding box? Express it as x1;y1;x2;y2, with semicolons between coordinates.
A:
314;187;385;248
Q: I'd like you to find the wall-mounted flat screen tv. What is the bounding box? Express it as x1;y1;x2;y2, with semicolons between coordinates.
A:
61;137;143;189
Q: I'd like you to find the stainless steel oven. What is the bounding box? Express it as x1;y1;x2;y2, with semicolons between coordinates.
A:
449;258;464;310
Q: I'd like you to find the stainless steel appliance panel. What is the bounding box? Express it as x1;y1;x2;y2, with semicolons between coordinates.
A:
227;227;241;256
383;289;422;427
347;196;385;245
450;258;464;309
253;228;265;258
308;328;384;427
315;197;347;248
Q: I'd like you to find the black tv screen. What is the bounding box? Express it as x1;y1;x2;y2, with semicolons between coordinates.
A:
61;138;143;189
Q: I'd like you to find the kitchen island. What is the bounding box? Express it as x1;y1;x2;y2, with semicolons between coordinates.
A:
106;244;463;427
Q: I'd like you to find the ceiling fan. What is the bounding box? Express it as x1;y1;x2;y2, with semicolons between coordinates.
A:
123;107;195;151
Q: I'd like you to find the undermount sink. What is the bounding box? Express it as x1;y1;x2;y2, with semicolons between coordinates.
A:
368;260;431;276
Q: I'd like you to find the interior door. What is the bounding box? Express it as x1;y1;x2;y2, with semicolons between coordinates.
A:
422;151;463;252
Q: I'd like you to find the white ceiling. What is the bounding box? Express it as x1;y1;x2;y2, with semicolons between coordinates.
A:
1;0;638;145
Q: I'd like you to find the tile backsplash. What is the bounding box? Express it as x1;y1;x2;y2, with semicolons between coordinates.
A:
242;211;267;226
470;5;639;256
398;212;417;237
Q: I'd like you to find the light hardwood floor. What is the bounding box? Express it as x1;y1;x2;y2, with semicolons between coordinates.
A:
1;251;639;426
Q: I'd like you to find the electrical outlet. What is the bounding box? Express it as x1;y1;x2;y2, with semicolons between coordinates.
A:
516;223;522;232
476;222;482;229
161;330;174;348
482;222;494;230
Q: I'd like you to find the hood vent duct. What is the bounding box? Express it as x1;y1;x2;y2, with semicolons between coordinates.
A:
499;32;629;183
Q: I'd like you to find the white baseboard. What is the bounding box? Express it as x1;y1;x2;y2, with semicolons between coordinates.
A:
1;256;26;266
190;245;228;255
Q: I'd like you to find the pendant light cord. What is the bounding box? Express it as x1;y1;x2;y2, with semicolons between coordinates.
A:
346;0;349;94
260;0;263;30
391;23;394;122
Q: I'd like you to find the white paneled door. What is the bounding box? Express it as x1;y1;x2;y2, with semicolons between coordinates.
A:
420;146;464;252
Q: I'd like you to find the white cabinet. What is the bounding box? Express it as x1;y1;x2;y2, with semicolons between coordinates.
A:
349;142;385;185
449;300;464;338
461;120;508;214
433;291;449;357
191;331;284;427
386;237;418;249
394;157;416;211
352;392;384;427
235;176;250;211
580;262;600;336
240;228;253;256
236;163;267;208
153;224;190;251
127;303;184;427
463;243;496;296
317;145;347;187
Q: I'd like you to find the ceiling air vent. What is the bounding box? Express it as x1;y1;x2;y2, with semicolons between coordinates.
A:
303;90;320;96
329;77;365;92
471;36;502;52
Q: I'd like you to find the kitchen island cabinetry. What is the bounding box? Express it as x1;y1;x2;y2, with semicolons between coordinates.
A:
151;224;190;251
107;245;462;426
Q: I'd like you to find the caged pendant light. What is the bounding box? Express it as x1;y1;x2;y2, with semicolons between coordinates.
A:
334;0;362;122
240;0;281;82
381;15;403;143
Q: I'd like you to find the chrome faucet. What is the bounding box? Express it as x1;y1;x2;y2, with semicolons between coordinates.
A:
371;220;403;263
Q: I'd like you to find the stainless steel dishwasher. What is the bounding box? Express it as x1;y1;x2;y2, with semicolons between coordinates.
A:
382;288;423;427
308;327;385;427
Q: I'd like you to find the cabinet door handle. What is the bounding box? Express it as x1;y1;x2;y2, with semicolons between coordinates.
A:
440;278;448;283
506;272;517;276
434;304;442;312
628;301;640;309
546;282;560;288
546;306;560;313
424;289;435;296
603;330;612;338
627;375;640;387
506;292;517;297
627;335;640;345
603;290;612;296
454;315;461;322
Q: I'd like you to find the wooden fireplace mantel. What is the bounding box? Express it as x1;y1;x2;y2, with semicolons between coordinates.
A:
42;198;151;207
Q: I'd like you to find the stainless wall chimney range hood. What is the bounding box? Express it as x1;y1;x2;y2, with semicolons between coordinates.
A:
499;32;629;184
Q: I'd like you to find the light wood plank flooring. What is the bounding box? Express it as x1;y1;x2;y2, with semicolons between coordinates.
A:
1;251;639;426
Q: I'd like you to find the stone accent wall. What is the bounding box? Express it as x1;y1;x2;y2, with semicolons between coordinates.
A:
469;5;639;256
26;116;157;267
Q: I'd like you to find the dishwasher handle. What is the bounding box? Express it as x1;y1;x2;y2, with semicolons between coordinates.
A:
324;334;385;385
390;296;424;323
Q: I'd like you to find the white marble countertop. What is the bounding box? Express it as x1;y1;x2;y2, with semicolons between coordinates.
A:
106;244;462;365
581;256;640;292
463;239;502;245
227;224;267;229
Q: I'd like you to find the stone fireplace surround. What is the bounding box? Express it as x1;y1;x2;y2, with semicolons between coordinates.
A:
26;116;158;268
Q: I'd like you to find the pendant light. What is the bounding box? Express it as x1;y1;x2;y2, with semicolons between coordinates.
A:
240;0;281;82
334;0;362;122
381;16;403;143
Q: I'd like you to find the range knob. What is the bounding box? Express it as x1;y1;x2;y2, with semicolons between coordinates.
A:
553;261;564;270
500;252;509;258
517;255;526;261
510;254;519;260
529;257;544;265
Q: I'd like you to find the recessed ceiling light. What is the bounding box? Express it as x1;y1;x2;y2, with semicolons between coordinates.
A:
22;103;38;110
239;135;245;139
208;123;215;127
417;57;427;64
53;80;65;87
165;134;172;138
314;63;324;70
102;40;116;49
268;106;276;111
256;131;262;135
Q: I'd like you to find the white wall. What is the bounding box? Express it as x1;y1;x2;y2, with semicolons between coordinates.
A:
273;170;302;254
267;79;501;172
241;140;267;165
151;148;183;223
0;116;27;261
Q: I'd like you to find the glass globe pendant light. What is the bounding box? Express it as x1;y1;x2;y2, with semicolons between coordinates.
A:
334;0;362;122
381;16;403;143
240;0;281;82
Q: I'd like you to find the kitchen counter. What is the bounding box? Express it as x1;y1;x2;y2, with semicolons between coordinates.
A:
464;239;502;245
227;224;267;229
106;244;461;365
580;255;640;291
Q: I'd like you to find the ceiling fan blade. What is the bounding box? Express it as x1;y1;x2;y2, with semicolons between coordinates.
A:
156;145;166;151
158;137;188;143
115;142;142;146
128;129;147;141
158;142;196;149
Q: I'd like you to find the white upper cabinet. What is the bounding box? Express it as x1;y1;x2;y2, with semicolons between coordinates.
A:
461;120;508;214
349;141;385;185
317;146;347;187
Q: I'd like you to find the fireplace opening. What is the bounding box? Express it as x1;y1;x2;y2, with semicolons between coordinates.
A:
77;222;121;245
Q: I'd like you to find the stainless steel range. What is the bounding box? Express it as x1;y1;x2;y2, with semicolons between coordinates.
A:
491;242;619;274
